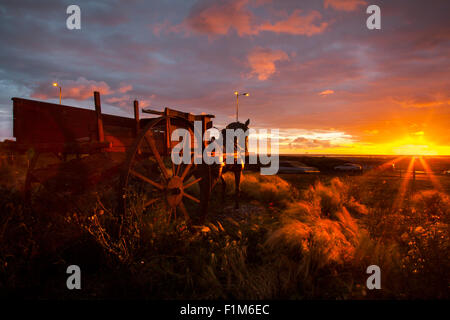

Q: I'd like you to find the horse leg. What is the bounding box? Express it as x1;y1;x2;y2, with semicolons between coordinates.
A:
220;174;226;201
197;166;211;225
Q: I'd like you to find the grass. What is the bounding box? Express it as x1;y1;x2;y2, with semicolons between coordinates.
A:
0;159;449;299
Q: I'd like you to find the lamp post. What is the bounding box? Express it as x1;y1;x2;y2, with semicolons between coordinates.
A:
53;82;62;104
234;91;249;122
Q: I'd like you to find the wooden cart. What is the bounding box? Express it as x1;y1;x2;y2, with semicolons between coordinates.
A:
12;92;216;224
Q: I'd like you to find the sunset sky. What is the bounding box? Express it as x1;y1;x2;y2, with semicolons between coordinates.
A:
0;0;449;155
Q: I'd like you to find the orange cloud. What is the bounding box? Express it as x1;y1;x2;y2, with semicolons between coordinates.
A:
324;0;367;12
247;47;289;80
31;78;141;109
106;95;153;108
31;77;112;101
118;84;133;93
186;0;255;36
258;10;328;36
184;0;328;37
392;92;450;108
319;89;334;96
397;99;450;109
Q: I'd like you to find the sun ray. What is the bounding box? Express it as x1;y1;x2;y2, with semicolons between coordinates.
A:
393;156;416;209
377;156;405;173
358;156;406;195
358;156;405;179
418;156;443;191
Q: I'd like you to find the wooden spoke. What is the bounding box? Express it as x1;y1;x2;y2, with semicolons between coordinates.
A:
175;130;189;177
143;197;160;208
172;207;177;221
183;177;202;189
178;202;190;221
130;170;164;190
180;154;194;180
121;120;203;225
183;192;200;203
180;163;192;180
144;134;169;181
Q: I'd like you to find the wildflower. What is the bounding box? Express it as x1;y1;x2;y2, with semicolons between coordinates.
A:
400;232;409;242
414;226;425;234
208;223;219;233
217;221;225;232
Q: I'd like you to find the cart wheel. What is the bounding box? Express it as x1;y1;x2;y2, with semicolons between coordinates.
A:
119;118;210;228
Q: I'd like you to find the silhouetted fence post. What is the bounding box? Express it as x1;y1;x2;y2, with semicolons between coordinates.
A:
134;100;140;136
94;91;104;142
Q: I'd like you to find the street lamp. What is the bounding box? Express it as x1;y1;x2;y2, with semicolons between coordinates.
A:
53;82;62;104
234;91;249;122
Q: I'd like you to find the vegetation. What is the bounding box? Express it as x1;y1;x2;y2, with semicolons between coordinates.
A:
0;158;449;299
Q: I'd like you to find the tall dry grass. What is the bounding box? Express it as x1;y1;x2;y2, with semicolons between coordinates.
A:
1;169;448;299
266;178;366;264
223;172;294;207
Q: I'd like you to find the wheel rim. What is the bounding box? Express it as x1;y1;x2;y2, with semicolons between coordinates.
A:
121;118;202;223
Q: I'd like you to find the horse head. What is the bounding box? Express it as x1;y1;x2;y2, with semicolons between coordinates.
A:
222;119;250;155
224;119;250;132
219;118;250;164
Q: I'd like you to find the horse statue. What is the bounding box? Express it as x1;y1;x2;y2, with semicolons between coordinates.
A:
213;119;250;210
192;119;250;225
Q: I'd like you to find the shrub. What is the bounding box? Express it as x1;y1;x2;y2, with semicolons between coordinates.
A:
263;178;371;298
223;172;294;208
